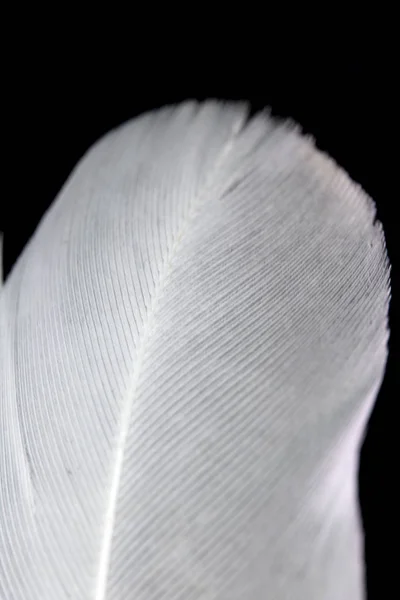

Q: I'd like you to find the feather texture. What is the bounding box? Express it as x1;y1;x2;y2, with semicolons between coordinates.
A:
0;101;390;599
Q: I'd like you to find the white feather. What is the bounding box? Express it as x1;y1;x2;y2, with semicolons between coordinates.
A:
0;101;390;599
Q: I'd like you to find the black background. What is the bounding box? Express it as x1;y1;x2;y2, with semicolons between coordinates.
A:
2;30;397;599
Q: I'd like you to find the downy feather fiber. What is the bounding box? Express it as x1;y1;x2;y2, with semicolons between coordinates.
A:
0;101;390;599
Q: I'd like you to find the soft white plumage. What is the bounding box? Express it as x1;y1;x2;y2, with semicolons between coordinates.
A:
0;101;390;599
